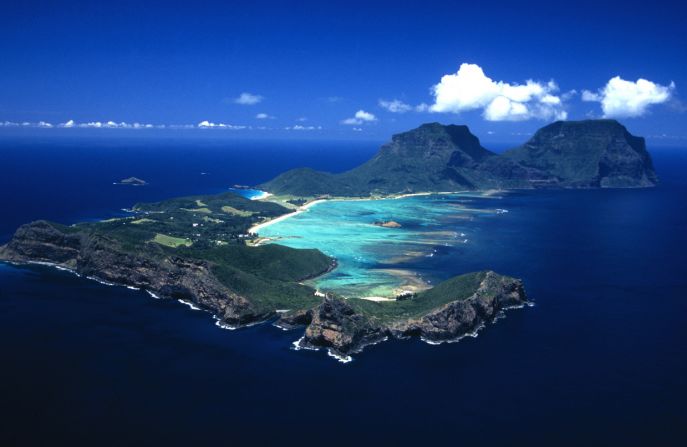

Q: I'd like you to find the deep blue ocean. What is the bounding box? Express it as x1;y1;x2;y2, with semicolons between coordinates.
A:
1;136;686;446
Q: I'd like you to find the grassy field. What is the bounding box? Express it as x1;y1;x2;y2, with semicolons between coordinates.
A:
221;205;255;217
181;207;212;214
152;233;193;248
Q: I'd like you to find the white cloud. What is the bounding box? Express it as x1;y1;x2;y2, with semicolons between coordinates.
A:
255;113;275;119
0;119;251;130
284;125;322;131
198;120;246;129
75;121;160;129
341;109;377;125
581;90;600;102
0;120;56;128
379;99;412;113
561;90;578;101
355;110;376;121
581;76;675;118
234;92;263;105
1;120;54;128
428;63;567;121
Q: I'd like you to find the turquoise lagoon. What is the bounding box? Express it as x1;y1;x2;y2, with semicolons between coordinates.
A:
258;193;509;298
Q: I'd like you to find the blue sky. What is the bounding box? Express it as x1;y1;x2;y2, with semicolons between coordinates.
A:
1;0;685;144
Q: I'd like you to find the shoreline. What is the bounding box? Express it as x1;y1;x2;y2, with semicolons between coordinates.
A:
248;198;327;235
248;189;480;237
250;191;272;201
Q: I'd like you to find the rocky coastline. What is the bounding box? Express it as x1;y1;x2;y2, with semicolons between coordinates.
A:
0;221;528;360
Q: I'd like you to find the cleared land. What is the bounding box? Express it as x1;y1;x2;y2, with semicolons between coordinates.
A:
152;233;192;248
221;206;255;217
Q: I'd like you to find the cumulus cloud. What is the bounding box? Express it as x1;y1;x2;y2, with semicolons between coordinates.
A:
76;121;158;129
198;120;247;129
581;76;675;118
341;109;377;125
234;92;263;105
379;99;412;113
255;113;275;119
355;110;376;121
428;63;567;121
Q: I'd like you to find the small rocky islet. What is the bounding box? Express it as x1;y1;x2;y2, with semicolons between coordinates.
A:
116;176;148;186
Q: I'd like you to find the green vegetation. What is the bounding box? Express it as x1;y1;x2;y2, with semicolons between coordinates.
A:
349;271;487;322
210;263;322;313
152;233;192;248
287;198;308;206
73;192;289;251
48;191;333;313
177;243;332;282
143;243;334;313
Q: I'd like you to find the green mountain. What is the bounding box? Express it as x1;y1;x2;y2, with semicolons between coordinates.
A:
501;119;657;188
259;119;657;196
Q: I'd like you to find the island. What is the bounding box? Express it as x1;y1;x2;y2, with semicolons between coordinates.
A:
116;177;148;186
260;119;656;196
0;119;656;361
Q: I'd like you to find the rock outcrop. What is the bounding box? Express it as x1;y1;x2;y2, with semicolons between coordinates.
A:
298;296;387;354
282;271;528;358
387;271;526;342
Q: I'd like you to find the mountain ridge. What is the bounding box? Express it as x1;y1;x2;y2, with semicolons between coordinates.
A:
259;119;657;196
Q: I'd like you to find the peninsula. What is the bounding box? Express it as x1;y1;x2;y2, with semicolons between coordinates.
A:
0;119;656;360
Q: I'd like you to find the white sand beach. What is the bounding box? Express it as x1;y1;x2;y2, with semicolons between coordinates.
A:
248;198;326;234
